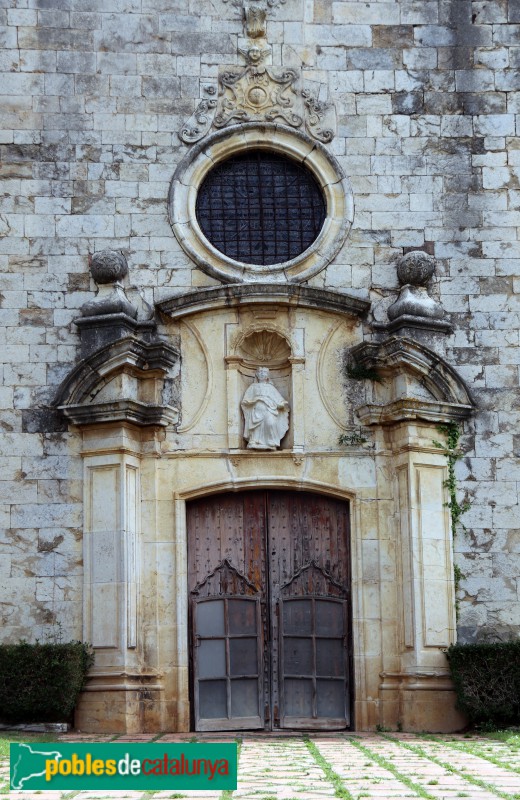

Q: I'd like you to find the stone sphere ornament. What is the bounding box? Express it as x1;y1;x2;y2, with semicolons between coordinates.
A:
90;250;128;285
388;250;444;322
82;249;137;319
396;251;435;287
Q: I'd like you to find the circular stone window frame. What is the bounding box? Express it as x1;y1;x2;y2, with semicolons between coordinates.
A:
168;123;354;284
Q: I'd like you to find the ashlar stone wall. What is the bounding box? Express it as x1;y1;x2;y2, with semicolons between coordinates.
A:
0;0;519;645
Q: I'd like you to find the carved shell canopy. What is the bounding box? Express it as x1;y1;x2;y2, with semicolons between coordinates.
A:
237;330;291;367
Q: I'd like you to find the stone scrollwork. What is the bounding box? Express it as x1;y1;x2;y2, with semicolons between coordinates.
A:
178;52;337;144
179;84;218;145
302;89;336;144
214;47;303;129
178;0;336;143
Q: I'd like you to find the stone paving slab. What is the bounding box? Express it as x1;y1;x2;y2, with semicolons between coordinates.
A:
1;732;520;800
338;736;504;800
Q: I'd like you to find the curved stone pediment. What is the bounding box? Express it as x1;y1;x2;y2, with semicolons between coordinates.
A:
157;283;370;321
55;336;180;428
350;336;475;425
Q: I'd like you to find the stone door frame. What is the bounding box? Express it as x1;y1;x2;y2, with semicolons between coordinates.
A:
174;475;367;732
61;285;473;734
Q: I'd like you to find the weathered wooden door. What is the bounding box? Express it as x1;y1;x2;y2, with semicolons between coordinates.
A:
187;490;351;731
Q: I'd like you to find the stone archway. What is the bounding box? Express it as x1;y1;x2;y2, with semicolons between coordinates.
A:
60;283;474;735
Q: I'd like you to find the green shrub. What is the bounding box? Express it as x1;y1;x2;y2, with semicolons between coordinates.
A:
0;641;94;724
446;640;520;727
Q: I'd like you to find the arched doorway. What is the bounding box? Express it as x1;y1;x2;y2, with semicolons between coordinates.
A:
187;490;352;731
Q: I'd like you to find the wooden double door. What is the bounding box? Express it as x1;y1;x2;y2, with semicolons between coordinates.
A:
187;490;351;731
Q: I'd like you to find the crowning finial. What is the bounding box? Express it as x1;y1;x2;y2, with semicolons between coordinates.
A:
178;0;336;144
244;4;267;37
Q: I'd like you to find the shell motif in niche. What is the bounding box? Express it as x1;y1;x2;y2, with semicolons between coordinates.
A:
237;331;291;368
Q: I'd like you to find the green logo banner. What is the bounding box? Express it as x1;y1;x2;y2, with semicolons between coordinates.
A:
10;742;237;790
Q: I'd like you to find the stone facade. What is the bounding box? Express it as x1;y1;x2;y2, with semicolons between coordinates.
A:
0;0;519;733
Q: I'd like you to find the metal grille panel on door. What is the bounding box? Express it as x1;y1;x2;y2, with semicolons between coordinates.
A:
187;490;351;731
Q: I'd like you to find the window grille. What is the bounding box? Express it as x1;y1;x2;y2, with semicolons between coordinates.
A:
195;151;326;266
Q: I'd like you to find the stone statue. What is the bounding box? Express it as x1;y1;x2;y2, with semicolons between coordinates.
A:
241;367;289;450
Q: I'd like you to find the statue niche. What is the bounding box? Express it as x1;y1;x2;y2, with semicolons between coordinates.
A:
241;367;289;450
229;328;293;450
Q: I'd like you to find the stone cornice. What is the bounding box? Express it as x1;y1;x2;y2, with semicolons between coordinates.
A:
373;315;453;336
157;283;370;320
356;398;474;426
55;336;180;430
61;400;179;428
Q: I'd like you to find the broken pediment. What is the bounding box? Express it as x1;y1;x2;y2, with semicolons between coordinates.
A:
55;337;180;429
348;337;475;426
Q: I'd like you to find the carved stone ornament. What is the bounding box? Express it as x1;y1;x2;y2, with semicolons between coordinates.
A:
179;85;218;145
238;330;291;367
90;249;128;284
81;284;137;320
302;88;335;144
244;4;266;37
397;250;436;286
241;366;289;450
223;0;285;7
388;251;445;322
82;249;137;320
214;46;303;129
179;51;336;144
